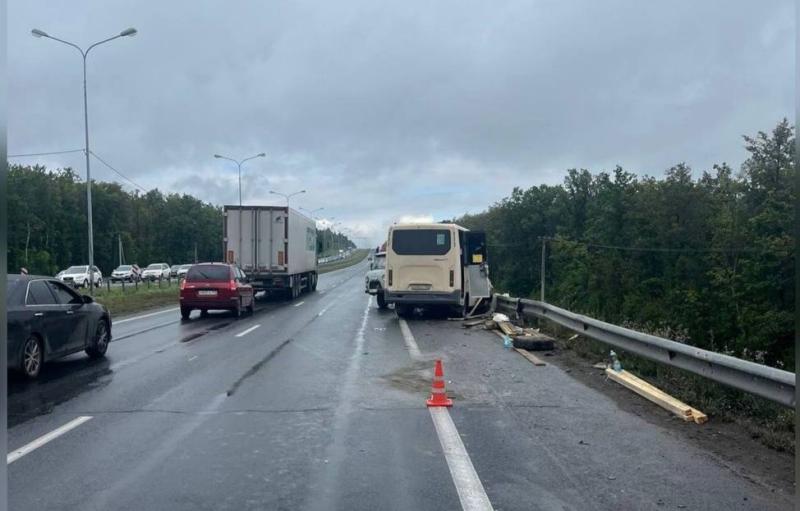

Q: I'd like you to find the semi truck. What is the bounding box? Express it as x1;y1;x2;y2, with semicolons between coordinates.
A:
223;205;318;299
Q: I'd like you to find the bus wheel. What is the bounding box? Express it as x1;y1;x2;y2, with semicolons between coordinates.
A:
396;304;411;318
376;292;388;310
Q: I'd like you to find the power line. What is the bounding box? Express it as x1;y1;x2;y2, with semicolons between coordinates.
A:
8;148;85;158
542;237;759;254
89;151;149;192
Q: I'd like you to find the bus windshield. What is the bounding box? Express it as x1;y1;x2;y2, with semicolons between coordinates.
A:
391;229;451;255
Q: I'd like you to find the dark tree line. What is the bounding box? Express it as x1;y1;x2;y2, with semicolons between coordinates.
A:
7;165;224;275
7;164;357;277
454;120;794;367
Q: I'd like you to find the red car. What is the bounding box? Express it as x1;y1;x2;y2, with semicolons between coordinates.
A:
179;263;255;320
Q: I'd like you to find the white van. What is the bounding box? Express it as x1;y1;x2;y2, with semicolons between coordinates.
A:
384;223;491;317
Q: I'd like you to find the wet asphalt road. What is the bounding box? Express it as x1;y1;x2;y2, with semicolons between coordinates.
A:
7;261;793;510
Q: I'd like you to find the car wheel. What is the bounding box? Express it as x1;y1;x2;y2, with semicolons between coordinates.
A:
21;335;43;379
180;307;191;320
200;309;209;317
376;291;388;310
86;319;110;359
247;298;255;314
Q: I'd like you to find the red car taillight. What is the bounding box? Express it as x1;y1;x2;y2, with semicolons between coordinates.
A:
180;279;186;290
229;280;237;291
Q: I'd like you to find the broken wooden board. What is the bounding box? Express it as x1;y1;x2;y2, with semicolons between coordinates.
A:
492;330;547;366
605;368;707;424
462;317;488;328
496;321;522;336
515;348;547;366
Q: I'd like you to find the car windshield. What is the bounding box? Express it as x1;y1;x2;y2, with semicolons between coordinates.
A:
115;265;131;271
186;265;230;282
372;255;386;269
146;264;161;270
65;266;88;273
180;264;193;270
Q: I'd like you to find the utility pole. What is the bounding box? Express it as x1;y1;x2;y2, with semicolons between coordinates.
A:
540;237;546;302
194;242;198;263
118;234;124;266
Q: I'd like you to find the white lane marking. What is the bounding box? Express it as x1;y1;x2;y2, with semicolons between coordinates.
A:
294;301;305;307
318;305;331;317
114;307;180;324
399;317;493;511
398;319;423;359
235;324;261;338
430;408;494;511
8;416;93;464
188;356;198;362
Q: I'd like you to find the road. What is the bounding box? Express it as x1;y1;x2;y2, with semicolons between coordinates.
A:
8;260;793;510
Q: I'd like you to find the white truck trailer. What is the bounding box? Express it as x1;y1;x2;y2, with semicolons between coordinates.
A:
223;206;318;299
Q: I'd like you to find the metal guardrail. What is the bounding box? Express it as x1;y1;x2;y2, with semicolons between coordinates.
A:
495;295;796;407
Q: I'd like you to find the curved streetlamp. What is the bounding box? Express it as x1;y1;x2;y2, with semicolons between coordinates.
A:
213;152;266;207
269;189;306;208
32;26;138;293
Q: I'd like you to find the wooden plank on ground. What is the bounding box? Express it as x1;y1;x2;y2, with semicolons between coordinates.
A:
497;321;518;336
515;348;547;366
492;331;547;366
605;368;707;423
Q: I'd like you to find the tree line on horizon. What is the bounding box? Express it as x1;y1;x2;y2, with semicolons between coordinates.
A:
454;119;794;367
7;165;354;276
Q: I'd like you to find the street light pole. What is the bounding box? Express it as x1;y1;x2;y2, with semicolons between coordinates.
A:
213;152;265;265
32;27;137;293
269;189;306;209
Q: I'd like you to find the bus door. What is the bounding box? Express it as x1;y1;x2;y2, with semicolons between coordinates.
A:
463;231;491;299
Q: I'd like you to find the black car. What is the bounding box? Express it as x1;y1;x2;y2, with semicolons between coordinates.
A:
7;275;112;379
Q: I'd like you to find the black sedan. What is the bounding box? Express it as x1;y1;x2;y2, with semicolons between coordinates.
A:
7;275;112;378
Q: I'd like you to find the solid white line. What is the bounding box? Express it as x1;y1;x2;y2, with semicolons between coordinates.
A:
398;319;423;359
114;307;180;324
294;301;305;307
430;408;494;511
235;324;261;338
8;416;93;464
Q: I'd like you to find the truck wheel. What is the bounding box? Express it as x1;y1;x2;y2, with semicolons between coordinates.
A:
311;273;318;291
376;292;388;310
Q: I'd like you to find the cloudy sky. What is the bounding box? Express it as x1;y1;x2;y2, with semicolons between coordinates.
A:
8;1;794;245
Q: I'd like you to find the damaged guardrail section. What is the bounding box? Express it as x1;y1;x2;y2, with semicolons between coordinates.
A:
494;295;796;408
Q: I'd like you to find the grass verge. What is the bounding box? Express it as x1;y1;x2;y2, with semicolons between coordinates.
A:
318;249;369;274
530;318;795;454
91;282;179;317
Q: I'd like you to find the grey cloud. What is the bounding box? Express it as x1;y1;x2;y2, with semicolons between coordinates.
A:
9;1;794;244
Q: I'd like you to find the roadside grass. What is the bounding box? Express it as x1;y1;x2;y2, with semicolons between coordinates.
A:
91;281;179;317
318;249;368;274
532;319;795;454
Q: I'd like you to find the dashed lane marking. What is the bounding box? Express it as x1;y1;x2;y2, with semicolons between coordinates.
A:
114;307;180;324
235;324;261;338
294;301;305;307
8;416;93;464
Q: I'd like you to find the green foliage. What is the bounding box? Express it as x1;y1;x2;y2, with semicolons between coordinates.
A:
7;164;223;275
456;120;795;368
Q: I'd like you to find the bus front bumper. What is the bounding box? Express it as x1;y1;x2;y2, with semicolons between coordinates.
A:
384;290;461;305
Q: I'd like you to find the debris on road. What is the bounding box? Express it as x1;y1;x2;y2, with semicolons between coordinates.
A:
605;368;708;424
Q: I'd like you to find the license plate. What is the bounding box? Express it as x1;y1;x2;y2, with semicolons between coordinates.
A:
198;290;217;296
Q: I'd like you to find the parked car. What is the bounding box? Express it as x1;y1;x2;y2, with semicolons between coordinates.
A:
142;263;171;281
58;265;103;288
7;275;112;379
177;264;193;279
365;251;387;309
179;263;255;320
170;264;182;278
111;264;141;283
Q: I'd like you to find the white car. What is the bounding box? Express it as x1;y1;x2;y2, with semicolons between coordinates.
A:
177;264;193;279
142;263;171;281
58;265;103;288
111;264;141;282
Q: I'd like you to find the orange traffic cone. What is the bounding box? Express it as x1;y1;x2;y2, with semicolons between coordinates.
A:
426;359;453;407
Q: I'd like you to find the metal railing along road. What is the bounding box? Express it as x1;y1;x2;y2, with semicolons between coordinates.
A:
494;295;796;408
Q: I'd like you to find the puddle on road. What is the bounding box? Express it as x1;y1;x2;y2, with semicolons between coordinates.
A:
382;361;463;400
